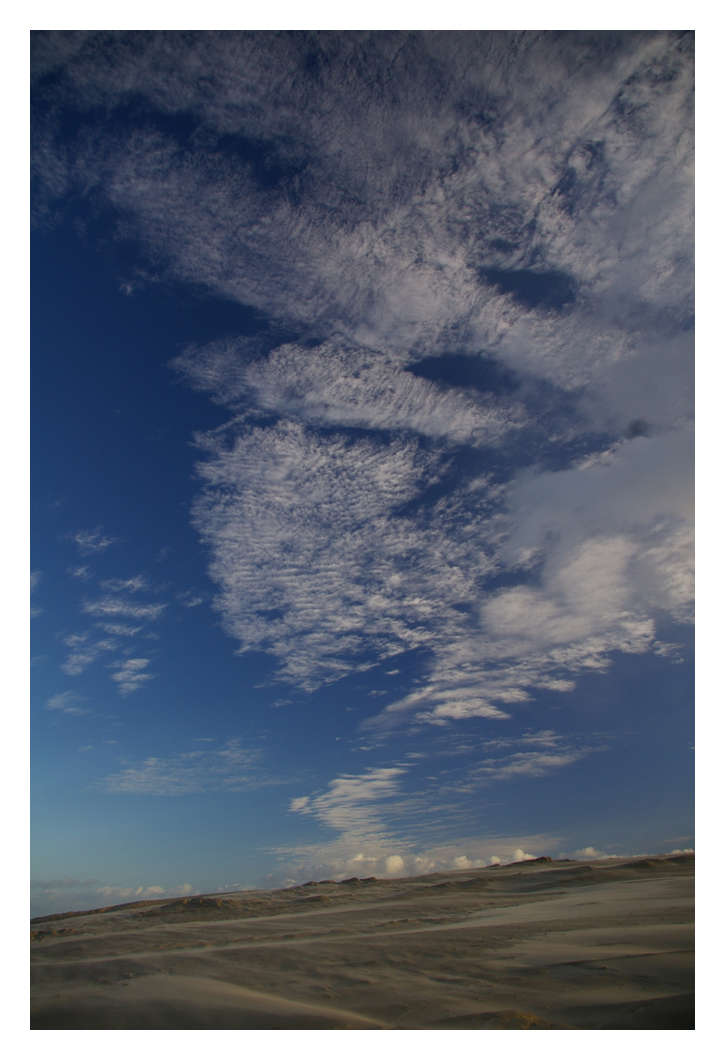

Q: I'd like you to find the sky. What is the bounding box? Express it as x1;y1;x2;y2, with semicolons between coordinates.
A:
30;30;694;919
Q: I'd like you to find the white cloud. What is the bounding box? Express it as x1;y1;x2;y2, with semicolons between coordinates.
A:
109;657;154;695
473;749;590;784
30;877;196;918
175;339;523;446
100;574;149;593
290;766;408;840
69;527;117;555
266;833;556;887
82;597;166;620
45;691;89;715
61;636;117;676
501;428;694;622
60;651;100;676
188;400;691;732
452;855;472;870
97;623;143;636
34;33;693;743
191;419;500;691
68;565;91;580
31;876;98;889
370;431;693;728
30;570;43;617
57;570;169;689
100;739;264;794
176;591;204;607
35;34;692;374
282;748;580;883
573;846;606;859
384;855;405;875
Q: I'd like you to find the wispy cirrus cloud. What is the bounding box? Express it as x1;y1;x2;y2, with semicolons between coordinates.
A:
30;570;43;617
81;597;166;621
67;565;91;580
472;747;590;784
33;33;693;369
34;32;693;753
96;622;143;637
100;739;265;794
45;691;89;715
175;339;524;446
282;736;592;881
290;766;409;841
109;657;154;695
100;574;149;593
60;633;118;676
69;527;118;555
191;420;502;691
55;569;170;692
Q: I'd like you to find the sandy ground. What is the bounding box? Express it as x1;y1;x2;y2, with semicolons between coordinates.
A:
30;853;694;1029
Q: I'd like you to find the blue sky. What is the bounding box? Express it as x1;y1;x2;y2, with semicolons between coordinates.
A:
30;30;694;918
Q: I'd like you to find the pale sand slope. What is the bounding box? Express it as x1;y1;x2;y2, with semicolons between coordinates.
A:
30;853;694;1029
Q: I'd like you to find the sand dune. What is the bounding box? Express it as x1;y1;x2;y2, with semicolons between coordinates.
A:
30;854;694;1029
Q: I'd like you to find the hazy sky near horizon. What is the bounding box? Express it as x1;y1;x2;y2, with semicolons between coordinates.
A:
31;30;693;918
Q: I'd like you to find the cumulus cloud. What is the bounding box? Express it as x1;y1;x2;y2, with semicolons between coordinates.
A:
452;855;472;870
186;371;692;729
282;748;579;883
573;846;606;859
266;834;554;888
500;428;694;618
100;739;265;794
384;855;405;874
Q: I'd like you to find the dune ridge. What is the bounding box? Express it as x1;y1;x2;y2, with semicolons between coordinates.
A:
31;854;694;1029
